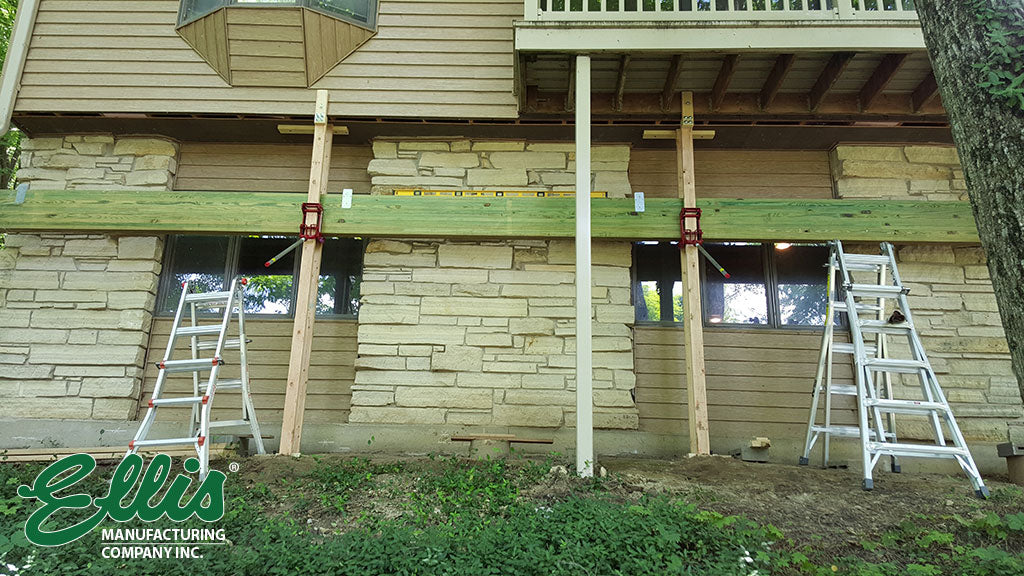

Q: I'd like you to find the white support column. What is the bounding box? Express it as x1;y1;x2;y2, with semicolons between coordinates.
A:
574;54;594;478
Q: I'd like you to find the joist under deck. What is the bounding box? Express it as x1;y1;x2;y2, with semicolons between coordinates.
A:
0;190;979;244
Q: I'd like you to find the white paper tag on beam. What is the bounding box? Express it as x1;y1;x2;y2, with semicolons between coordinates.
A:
342;188;353;209
634;192;645;213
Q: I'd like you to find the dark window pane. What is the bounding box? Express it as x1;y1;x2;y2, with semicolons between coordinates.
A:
160;236;229;314
632;242;681;323
318;238;364;316
239;236;296;315
775;243;828;326
702;243;768;325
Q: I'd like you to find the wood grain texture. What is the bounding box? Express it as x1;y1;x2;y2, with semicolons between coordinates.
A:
0;192;982;243
303;9;376;86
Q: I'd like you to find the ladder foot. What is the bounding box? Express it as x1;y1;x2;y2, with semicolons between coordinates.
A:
798;457;809;466
890;457;901;474
975;486;990;499
862;479;874;491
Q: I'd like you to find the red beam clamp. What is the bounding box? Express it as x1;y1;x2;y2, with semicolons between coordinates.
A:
299;202;325;242
680;207;703;246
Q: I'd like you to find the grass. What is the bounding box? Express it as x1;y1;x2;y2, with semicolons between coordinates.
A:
0;454;1022;575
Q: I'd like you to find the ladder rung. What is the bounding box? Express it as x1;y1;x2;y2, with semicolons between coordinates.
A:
130;437;201;448
150;395;207;407
847;284;907;299
864;398;948;413
196;339;245;351
209;419;251;429
156;357;223;373
843;254;891;266
868;442;968;458
176;325;223;337
858;320;913;335
833;301;883;313
863;357;929;374
214;379;243;390
811;425;893;440
828;384;858;396
184;291;233;305
832;343;877;356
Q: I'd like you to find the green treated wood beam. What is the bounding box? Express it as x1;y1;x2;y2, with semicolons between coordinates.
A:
0;189;980;243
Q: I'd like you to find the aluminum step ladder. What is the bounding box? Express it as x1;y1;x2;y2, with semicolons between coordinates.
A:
127;277;265;479
799;241;988;497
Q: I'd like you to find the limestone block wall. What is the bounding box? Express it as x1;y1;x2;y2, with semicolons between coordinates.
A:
832;145;1023;440
352;239;638;430
368;139;632;197
0;135;177;420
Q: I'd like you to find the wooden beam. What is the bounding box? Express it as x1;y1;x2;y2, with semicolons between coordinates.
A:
760;54;796;111
565;57;576;113
859;53;908;110
911;72;939;113
613;54;631;112
0;192;981;243
809;52;855;112
279;90;333;457
516;53;529;112
710;54;739;112
527;89;948;118
661;55;683;111
677;91;710;456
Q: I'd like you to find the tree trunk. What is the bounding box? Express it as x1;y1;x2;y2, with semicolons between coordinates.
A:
915;1;1024;404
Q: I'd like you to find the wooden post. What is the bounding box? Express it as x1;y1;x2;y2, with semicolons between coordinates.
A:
574;54;594;478
279;90;333;455
677;91;711;455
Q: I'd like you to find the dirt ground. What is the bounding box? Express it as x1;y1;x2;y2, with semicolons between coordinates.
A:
236;451;1023;556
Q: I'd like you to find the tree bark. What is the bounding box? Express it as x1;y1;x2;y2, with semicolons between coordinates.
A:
916;1;1024;404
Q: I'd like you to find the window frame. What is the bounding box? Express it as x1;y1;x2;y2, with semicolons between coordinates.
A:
632;241;829;330
156;234;362;319
178;0;379;31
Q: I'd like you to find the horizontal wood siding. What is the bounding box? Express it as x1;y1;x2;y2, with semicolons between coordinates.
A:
175;143;372;193
17;0;519;117
634;326;856;439
142;318;356;424
629;149;834;199
226;7;307;87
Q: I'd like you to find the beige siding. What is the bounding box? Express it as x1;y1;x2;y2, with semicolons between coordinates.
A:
17;0;518;118
175;142;372;193
227;7;307;87
634;326;856;439
628;149;834;199
142;318;356;424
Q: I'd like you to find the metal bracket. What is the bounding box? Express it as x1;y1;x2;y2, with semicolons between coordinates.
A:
680;207;702;246
299;202;324;242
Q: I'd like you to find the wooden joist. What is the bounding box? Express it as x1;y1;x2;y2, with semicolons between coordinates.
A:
661;55;683;111
710;54;739;112
809;52;855;112
613;54;631;112
0;191;981;244
911;72;939;113
859;53;908;111
760;54;796;111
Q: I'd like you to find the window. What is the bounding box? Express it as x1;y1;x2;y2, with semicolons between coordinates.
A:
178;0;378;30
158;235;363;317
632;242;829;328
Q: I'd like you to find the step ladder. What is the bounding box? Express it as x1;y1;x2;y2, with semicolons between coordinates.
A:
799;240;988;497
127;278;265;479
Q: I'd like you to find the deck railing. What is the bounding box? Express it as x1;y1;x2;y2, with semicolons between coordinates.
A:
523;0;918;21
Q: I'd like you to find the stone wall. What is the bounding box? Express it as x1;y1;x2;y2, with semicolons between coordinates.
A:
352;239;638;430
368;139;632;197
833;145;1023;440
0;135;178;420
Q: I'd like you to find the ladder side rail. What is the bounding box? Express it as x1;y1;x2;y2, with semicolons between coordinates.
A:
197;277;239;480
189;301;201;436
162;280;192;364
823;253;840;466
842;274;875;489
235;284;266;454
895;287;949;444
802;253;837;464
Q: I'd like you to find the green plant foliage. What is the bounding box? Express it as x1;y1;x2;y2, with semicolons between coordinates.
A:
972;0;1024;110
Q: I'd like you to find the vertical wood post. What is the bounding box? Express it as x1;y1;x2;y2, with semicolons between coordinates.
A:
279;90;333;455
575;54;594;478
678;91;711;455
